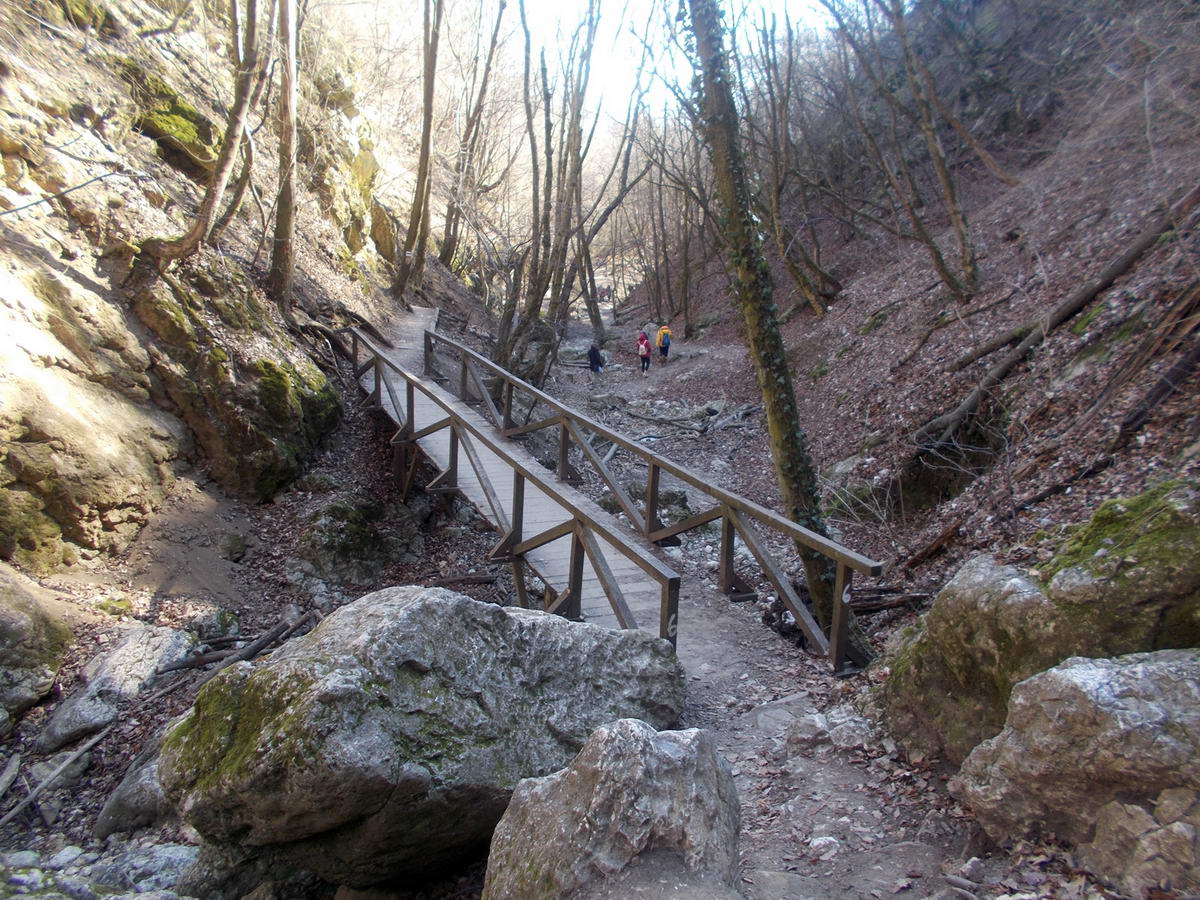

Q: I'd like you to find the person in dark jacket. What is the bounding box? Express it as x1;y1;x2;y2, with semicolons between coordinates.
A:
587;344;604;379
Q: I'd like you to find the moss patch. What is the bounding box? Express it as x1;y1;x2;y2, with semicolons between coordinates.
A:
114;58;218;176
0;486;67;573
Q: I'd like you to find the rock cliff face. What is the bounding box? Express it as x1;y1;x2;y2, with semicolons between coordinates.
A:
0;0;393;572
159;586;685;888
878;480;1200;763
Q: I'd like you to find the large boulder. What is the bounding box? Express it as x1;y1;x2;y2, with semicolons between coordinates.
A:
952;650;1200;895
159;587;684;888
39;625;194;751
0;564;72;735
482;718;740;900
878;480;1200;763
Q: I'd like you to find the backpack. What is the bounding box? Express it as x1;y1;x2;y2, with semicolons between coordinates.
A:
662;331;671;348
639;340;650;357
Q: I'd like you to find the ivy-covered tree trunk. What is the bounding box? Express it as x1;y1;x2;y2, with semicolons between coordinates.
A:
686;0;871;665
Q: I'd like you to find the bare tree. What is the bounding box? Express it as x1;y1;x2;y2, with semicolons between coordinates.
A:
139;0;263;266
393;0;445;302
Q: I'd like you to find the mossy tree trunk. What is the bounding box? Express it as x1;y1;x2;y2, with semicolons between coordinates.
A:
686;0;872;664
268;0;298;319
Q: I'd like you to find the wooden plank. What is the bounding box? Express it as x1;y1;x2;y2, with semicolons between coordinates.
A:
576;525;636;629
649;505;724;542
457;429;509;532
729;509;828;654
567;420;642;528
514;520;575;555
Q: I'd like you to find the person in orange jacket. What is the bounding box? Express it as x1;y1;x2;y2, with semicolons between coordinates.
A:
655;324;672;361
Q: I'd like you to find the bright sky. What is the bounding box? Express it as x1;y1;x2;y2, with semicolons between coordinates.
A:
514;0;833;120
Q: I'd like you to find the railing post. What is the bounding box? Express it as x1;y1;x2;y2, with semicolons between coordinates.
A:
459;353;469;401
718;506;736;593
502;381;514;432
510;471;529;608
645;462;661;537
405;382;415;439
424;331;434;377
350;332;359;371
511;470;525;544
557;419;570;482
446;424;459;487
564;525;584;620
660;577;680;648
829;563;853;673
371;357;382;407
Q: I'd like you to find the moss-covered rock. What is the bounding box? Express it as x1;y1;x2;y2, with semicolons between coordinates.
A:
1;266;186;572
132;276;341;501
57;0;120;34
159;587;685;887
114;58;218;175
878;480;1200;764
295;495;424;586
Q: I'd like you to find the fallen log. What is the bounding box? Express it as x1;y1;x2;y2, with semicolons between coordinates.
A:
0;754;20;805
0;728;111;828
898;516;965;570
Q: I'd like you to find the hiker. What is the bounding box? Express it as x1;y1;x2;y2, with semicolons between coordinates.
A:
656;324;672;361
637;331;652;376
587;343;604;380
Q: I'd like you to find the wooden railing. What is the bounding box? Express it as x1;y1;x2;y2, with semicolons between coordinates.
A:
424;330;883;672
346;328;682;645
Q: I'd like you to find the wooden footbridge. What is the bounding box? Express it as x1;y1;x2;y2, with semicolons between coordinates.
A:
345;308;881;671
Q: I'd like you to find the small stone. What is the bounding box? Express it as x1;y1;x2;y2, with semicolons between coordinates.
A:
45;846;85;869
1;850;41;867
959;857;985;882
809;835;840;859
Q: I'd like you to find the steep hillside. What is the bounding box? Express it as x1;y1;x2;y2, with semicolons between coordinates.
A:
617;0;1200;594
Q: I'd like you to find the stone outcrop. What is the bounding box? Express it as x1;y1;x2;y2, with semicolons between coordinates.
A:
39;625;194;751
482;718;740;900
1;263;189;572
1;51;344;573
953;651;1200;894
878;480;1200;762
0;563;72;735
131;271;341;501
294;493;430;586
1079;789;1200;899
159;587;684;888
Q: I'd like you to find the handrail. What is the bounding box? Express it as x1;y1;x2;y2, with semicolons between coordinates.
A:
424;329;883;672
346;327;682;643
426;331;882;576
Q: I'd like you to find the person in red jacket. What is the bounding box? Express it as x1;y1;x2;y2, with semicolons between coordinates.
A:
637;331;652;376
